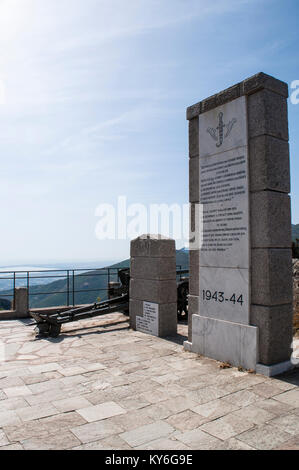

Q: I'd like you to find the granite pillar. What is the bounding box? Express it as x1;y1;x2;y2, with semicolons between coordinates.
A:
185;72;293;376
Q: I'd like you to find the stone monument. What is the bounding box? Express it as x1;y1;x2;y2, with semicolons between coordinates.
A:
130;234;177;337
185;72;293;376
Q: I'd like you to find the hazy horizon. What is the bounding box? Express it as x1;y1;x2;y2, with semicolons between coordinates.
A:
0;259;122;270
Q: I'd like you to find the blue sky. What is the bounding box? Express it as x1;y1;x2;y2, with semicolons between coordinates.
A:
0;0;298;265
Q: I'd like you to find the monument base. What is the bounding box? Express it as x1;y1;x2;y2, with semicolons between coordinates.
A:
256;361;295;377
183;314;258;371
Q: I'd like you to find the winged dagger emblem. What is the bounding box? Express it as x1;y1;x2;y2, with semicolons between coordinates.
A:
207;112;237;148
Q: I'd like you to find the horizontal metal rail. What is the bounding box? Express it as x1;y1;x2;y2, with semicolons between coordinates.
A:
0;266;189;311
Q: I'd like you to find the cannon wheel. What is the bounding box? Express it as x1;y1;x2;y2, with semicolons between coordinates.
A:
34;322;61;338
35;322;50;337
177;281;189;322
48;324;62;338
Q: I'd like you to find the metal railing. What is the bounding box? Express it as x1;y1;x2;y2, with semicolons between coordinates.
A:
0;265;189;311
176;267;189;282
0;267;125;310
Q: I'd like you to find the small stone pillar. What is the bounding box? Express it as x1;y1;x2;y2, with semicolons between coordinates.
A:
130;234;177;337
13;287;29;318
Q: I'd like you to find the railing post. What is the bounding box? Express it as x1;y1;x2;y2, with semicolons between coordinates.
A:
13;272;16;308
27;271;30;308
67;270;70;306
72;270;75;306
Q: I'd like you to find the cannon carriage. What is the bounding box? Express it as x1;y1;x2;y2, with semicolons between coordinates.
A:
29;268;189;338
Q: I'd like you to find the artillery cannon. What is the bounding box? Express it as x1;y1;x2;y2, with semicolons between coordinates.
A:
29;268;189;338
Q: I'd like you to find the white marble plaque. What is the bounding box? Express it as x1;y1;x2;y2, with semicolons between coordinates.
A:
199;267;249;324
199;146;249;269
198;96;250;324
191;314;258;370
198;96;247;157
136;302;159;336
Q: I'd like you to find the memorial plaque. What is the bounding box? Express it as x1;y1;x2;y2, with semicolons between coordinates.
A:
136;301;159;336
198;96;249;323
199;147;249;268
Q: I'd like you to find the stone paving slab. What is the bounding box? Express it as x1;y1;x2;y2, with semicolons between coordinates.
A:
200;414;255;440
0;315;298;450
120;421;175;447
236;423;293;450
275;434;299;450
77;402;126;423
173;428;223;450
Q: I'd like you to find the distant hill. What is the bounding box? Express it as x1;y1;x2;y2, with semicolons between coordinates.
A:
0;250;189;309
0;298;11;311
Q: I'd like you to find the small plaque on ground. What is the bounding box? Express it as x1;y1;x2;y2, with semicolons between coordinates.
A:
136;302;159;336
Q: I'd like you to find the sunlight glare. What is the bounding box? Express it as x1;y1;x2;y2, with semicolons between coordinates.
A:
0;0;31;41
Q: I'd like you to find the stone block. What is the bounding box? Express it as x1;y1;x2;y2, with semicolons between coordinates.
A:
186;73;288;120
158;303;177;337
242;72;288;98
255;361;294;377
251;249;293;305
189;156;199;203
130;235;175;258
130;257;176;281
130;278;177;304
215;83;241;107
190;315;258;370
189;117;199;157
249;135;290;193
201;94;217;114
248;89;289;141
250;192;291;248
190;167;200;209
186;102;201;121
250;304;293;365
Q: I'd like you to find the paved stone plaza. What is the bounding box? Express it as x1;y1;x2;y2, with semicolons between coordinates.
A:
0;314;298;450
